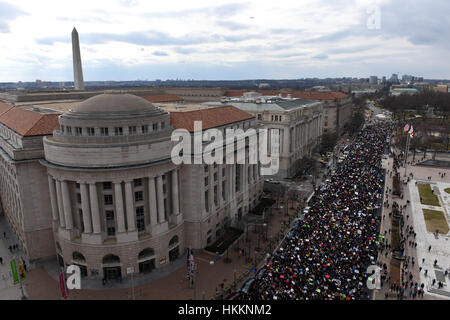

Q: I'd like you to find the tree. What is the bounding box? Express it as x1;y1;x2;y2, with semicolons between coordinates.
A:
320;132;338;154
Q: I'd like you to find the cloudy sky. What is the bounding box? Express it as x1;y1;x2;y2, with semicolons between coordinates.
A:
0;0;449;82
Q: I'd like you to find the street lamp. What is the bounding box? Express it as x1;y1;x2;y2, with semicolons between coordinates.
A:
246;240;252;263
255;233;261;252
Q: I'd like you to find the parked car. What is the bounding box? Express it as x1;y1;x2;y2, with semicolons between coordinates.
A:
240;278;256;294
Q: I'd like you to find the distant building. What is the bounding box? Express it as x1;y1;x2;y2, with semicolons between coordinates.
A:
434;84;450;93
389;74;399;83
369;76;378;85
390;88;419;96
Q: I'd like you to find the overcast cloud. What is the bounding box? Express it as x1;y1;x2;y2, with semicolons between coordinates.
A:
0;0;449;81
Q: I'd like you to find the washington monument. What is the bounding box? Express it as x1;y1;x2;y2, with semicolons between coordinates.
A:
72;27;85;90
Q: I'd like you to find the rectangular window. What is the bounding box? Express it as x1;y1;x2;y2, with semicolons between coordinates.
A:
222;181;226;200
204;176;209;186
214;172;217;181
214;186;218;206
103;182;112;190
87;127;95;136
105;210;115;236
114;127;123;136
75;183;80;189
136;206;145;232
236;165;241;192
100;127;109;136
204;191;209;211
135;191;143;202
61;126;65;133
142;125;148;134
128;126;136;135
66;126;72;134
134;178;142;187
78;209;84;233
77;193;81;204
152;123;158;131
104;194;113;205
75;127;82;136
257;114;262;120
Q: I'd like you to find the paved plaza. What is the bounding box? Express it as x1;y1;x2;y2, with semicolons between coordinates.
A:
409;179;450;298
375;149;450;300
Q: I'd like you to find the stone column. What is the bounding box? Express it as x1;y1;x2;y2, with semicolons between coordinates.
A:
55;180;66;228
80;183;93;234
89;183;101;234
171;170;179;216
124;181;136;232
114;182;126;233
48;176;59;221
61;181;73;229
148;177;158;227
156;175;165;223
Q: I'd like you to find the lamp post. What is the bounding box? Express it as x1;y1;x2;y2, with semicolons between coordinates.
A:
255;233;261;252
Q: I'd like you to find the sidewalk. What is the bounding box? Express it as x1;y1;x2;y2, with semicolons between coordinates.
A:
0;214;28;299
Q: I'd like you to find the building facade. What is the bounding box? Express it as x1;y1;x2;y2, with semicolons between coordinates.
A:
0;102;60;261
0;94;264;280
204;96;324;179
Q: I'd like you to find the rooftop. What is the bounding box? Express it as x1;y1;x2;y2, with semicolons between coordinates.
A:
170;106;254;132
0;102;60;137
202;99;321;112
141;94;184;103
224;89;348;100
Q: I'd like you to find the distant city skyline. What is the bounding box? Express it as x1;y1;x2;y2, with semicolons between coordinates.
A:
1;0;450;82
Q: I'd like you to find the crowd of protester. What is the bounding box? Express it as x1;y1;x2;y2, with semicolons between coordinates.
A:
240;123;392;300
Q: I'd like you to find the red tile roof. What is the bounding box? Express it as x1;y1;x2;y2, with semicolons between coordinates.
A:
0;106;60;137
224;89;348;100
141;94;184;103
170;106;254;132
0;102;13;116
290;91;348;100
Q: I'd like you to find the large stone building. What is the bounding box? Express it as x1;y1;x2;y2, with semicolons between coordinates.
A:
204;95;324;179
0;94;263;280
0;102;60;260
223;90;352;136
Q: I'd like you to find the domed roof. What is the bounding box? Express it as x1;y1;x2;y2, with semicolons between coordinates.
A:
74;93;157;114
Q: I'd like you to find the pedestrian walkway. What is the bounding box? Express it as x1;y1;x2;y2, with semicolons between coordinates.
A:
0;214;28;299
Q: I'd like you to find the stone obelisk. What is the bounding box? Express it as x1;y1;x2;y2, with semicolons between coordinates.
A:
72;27;85;90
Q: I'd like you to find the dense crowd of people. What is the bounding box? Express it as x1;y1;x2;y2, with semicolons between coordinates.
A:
240;123;392;300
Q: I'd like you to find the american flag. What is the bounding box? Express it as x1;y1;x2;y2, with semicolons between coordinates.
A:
403;123;410;132
408;125;414;138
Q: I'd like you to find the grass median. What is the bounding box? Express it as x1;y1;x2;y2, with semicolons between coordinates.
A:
417;184;441;207
423;209;449;234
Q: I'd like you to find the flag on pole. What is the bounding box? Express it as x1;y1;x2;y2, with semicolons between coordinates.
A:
408;125;414;138
403;123;410;132
59;272;67;299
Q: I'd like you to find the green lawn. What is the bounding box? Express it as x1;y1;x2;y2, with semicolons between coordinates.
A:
445;188;450;195
423;209;449;234
391;219;401;251
417;184;441;207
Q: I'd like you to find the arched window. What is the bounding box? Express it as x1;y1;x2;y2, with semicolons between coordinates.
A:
72;251;86;263
102;254;120;264
138;248;155;260
169;235;179;247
